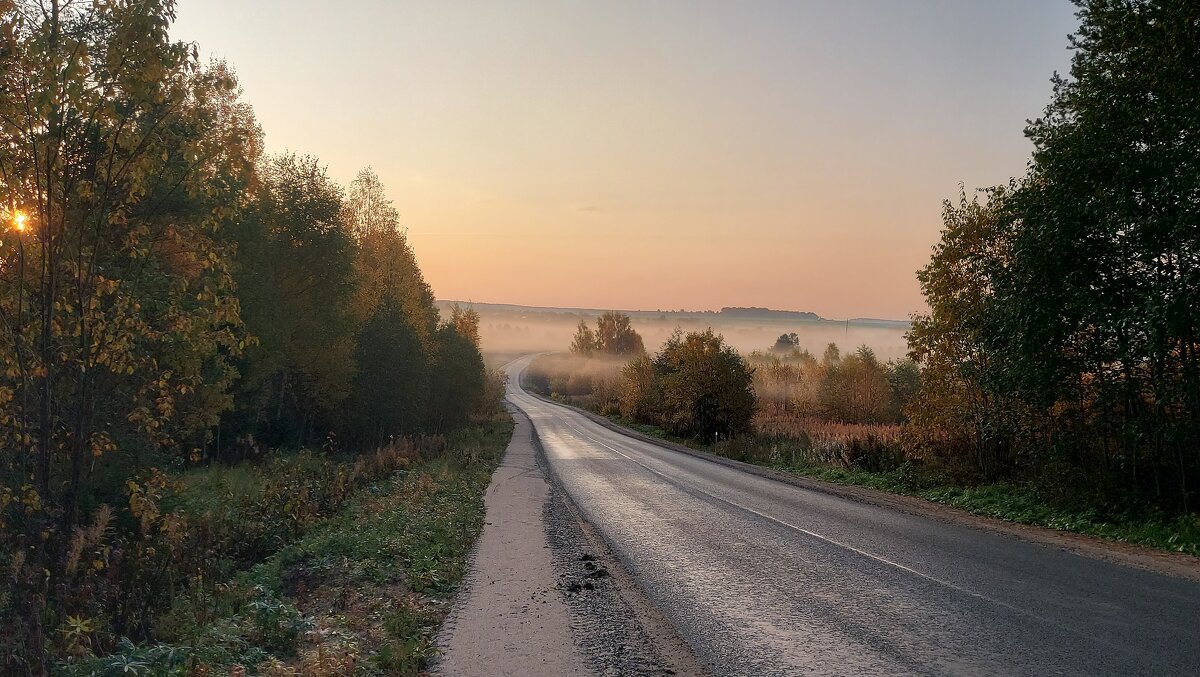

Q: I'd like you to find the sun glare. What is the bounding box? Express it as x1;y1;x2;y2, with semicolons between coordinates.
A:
12;211;27;232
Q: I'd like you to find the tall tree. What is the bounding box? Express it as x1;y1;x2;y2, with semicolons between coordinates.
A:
345;166;399;238
907;189;1016;477
0;1;257;525
594;311;644;356
987;0;1200;505
346;169;438;348
0;0;258;664
448;303;481;348
348;299;429;446
570;319;596;356
225;154;356;450
427;324;485;432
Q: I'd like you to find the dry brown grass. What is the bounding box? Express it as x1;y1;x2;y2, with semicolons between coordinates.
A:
754;404;907;470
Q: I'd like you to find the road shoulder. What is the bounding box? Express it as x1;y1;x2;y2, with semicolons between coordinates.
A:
433;406;589;676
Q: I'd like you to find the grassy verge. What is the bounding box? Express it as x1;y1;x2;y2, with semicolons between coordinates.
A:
59;418;512;676
773;463;1200;557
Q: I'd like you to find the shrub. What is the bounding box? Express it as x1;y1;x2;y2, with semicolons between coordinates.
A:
652;330;756;439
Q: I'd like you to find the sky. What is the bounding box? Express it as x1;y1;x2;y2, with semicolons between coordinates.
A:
173;0;1080;320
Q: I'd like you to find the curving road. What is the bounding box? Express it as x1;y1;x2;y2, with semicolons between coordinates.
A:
504;357;1200;676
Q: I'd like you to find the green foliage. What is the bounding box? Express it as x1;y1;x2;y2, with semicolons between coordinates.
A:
570;320;597;357
911;1;1200;511
649;330;756;439
0;6;492;672
817;346;894;424
0;2;261;668
225;154;357;451
570;311;644;357
427;326;486;432
772;333;800;352
619;354;661;423
349;300;430;446
984;0;1200;509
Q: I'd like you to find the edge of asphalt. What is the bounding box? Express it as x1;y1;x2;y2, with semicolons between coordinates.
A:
434;395;710;676
529;407;713;676
521;386;1200;584
432;402;590;676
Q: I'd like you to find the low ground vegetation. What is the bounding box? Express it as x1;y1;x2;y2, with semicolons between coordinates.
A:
50;418;511;676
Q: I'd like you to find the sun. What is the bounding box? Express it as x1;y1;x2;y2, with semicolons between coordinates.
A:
12;210;27;232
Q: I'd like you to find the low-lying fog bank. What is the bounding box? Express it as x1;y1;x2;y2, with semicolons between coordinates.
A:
437;301;910;360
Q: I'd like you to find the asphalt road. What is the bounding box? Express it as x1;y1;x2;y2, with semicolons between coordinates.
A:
505;357;1200;676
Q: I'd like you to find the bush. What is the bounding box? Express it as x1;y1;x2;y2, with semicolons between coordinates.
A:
651;330;756;440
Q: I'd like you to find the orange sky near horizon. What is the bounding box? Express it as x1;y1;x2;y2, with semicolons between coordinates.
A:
174;1;1079;320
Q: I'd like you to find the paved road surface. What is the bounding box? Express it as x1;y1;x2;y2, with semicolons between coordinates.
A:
505;357;1200;676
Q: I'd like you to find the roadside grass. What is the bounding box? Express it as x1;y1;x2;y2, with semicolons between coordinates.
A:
58;418;512;677
238;419;510;674
764;460;1200;554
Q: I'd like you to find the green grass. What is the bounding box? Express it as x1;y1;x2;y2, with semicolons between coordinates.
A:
61;419;513;677
169;461;265;513
764;460;1200;558
237;420;511;674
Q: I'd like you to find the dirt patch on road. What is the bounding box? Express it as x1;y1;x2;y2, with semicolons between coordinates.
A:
542;464;709;676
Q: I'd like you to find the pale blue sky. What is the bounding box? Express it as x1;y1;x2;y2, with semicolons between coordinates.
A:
174;0;1079;318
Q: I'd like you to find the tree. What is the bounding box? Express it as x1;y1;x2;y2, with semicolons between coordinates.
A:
348;300;429;446
570;320;597;356
818;346;894;424
653;330;756;439
907;189;1015;477
619;354;659;422
885;359;921;422
822;343;841;365
427;324;486;432
226;154;356;450
448;303;482;348
345;166;399;238
347;170;438;350
984;0;1200;505
0;1;258;664
0;2;257;524
594;311;645;355
772;333;800;353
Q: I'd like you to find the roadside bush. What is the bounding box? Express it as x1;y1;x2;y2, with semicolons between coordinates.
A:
619;355;660;422
647;330;756;440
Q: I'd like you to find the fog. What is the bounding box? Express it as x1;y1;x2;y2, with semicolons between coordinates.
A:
440;303;911;361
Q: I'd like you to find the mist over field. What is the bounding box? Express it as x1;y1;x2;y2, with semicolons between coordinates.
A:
437;301;910;359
